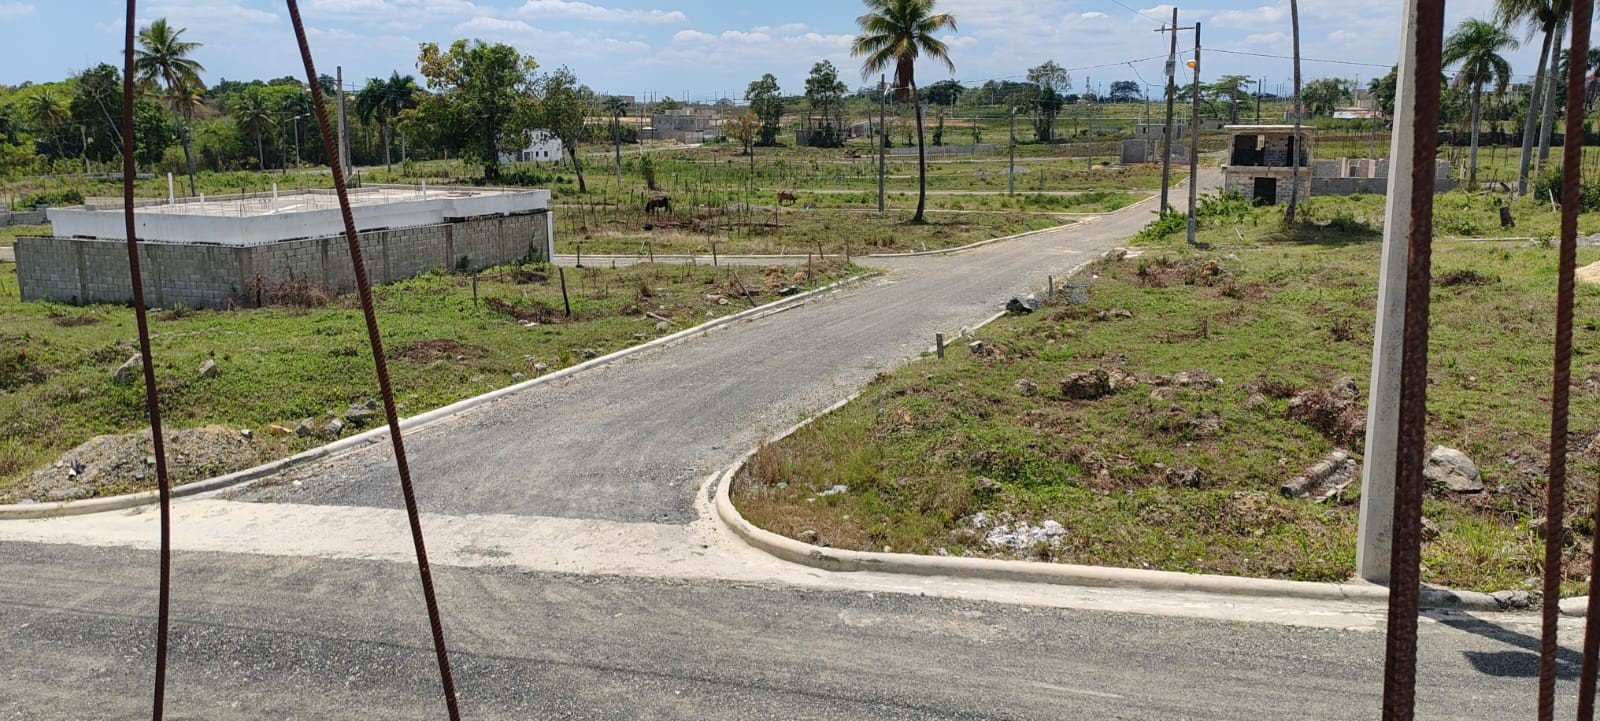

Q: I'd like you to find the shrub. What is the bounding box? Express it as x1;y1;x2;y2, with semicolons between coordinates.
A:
14;188;83;210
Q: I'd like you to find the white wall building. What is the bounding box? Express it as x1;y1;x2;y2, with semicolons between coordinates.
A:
503;129;564;164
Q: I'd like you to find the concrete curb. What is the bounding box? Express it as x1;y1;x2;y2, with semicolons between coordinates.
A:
863;191;1167;259
0;273;868;521
707;262;1502;613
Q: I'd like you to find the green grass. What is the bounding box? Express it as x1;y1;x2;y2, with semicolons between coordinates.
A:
0;224;48;249
0;258;861;501
735;198;1600;593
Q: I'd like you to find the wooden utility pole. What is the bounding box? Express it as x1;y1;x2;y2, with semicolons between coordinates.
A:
336;66;349;183
1286;0;1304;222
1155;8;1183;213
1009;106;1017;196
1187;22;1201;245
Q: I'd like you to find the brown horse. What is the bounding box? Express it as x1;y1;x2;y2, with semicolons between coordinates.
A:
776;190;797;206
644;195;671;216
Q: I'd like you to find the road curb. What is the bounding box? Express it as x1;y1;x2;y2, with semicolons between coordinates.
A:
864;192;1165;259
707;259;1502;613
0;273;868;521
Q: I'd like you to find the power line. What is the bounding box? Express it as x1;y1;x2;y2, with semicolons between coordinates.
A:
1206;47;1391;69
1103;0;1171;27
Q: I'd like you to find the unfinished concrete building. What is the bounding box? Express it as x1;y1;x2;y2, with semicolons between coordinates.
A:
16;185;553;309
1221;125;1315;205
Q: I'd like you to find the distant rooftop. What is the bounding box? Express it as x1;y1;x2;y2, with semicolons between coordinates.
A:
51;185;549;247
1224;125;1318;135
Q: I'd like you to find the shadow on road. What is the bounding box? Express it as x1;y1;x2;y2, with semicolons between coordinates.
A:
1429;611;1582;679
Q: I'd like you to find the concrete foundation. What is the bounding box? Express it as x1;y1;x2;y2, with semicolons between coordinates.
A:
16;211;552;309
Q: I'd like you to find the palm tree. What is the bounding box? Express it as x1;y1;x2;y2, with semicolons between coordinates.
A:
1495;0;1569;194
852;0;958;224
356;72;419;173
1443;18;1518;189
603;95;627;184
135;18;204;195
232;90;275;171
26;91;69;159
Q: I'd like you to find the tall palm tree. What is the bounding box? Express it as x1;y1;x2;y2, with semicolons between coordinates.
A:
1496;0;1569;194
232;90;275;171
1443;18;1518;189
26;90;69;159
852;0;958;224
135;18;204;195
356;72;419;173
603;95;627;184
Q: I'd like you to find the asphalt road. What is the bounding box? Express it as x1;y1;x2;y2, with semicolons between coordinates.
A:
8;173;1586;719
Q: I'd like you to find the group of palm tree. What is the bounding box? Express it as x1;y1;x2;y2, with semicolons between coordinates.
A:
134;18;204;196
1443;0;1576;191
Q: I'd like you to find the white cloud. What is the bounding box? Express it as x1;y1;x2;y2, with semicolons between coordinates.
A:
672;29;715;44
1211;5;1288;30
1079;11;1107;20
1244;32;1288;45
453;16;535;35
0;2;36;20
514;0;685;24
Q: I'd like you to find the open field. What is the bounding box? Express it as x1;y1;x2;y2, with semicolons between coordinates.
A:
0;258;857;502
735;193;1600;594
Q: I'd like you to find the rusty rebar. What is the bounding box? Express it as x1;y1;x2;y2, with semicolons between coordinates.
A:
119;2;175;719
283;2;462;718
1380;1;1444;719
1541;0;1593;717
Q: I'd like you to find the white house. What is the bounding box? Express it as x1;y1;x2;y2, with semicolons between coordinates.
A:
503;130;564;164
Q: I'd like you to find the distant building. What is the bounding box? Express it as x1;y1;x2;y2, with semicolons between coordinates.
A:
1221;125;1315;205
502;129;564;164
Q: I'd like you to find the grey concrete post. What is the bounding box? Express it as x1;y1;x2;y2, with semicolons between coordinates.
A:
1356;0;1420;584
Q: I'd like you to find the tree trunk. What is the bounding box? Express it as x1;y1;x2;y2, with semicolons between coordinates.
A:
912;80;927;224
1469;83;1483;189
179;115;197;197
382;121;392;173
567;145;587;193
1517;22;1554;195
1286;0;1303;223
1537;15;1568;173
256;130;266;171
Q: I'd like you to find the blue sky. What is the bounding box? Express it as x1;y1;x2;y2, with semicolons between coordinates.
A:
0;0;1558;99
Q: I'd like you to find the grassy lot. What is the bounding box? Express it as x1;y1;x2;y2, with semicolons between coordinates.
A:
0;258;858;502
0;224;47;249
735;194;1600;594
556;205;1073;257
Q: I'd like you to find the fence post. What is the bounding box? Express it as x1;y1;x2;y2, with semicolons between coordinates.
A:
558;267;571;317
936;333;945;359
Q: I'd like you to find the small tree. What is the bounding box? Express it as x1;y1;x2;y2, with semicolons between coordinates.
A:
730;111;759;159
804;61;848;147
1026;60;1070;142
534;66;593;192
745;73;784;146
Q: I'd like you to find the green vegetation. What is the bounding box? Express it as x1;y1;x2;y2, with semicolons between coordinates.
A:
736;194;1600;593
0;225;48;249
0;258;860;501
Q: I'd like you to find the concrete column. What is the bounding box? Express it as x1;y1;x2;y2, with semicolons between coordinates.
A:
1356;0;1420;584
545;210;555;262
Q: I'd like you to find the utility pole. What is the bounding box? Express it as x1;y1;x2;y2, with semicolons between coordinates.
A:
878;74;887;213
1187;21;1202;245
1256;77;1264;124
1009;106;1017;196
1156;8;1182;213
336;65;349;183
1357;0;1422;586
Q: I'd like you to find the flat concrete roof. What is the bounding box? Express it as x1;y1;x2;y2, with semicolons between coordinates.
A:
51;186;550;247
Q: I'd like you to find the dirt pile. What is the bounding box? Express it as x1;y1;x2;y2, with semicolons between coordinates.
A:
7;425;262;504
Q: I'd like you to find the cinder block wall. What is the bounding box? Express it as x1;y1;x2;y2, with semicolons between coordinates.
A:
16;210;550;309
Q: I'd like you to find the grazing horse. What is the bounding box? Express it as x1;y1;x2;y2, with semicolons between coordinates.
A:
776;190;797;206
644;195;671;216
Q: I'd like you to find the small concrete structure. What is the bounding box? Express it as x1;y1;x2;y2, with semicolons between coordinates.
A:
1121;138;1154;164
18;185;553;309
503;129;564;164
1309;157;1457;196
1221;125;1315;205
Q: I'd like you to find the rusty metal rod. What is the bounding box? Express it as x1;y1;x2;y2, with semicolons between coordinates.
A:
119;2;175;719
284;2;461;718
1541;0;1593;716
1380;1;1444;719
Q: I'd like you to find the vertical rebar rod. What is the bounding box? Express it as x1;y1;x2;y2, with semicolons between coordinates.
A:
1540;0;1592;713
1380;1;1444;720
1567;0;1600;718
284;3;461;719
122;3;175;720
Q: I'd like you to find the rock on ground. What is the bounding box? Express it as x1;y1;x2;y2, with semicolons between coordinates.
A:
1425;445;1484;493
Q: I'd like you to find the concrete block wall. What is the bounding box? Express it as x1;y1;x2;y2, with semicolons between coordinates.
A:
16;210;550;309
1224;172;1312;205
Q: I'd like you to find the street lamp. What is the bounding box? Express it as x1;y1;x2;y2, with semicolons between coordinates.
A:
290;114;308;169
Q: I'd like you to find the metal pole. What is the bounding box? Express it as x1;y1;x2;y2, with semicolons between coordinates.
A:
336;65;348;183
1160;7;1179;212
878;74;886;213
1256;77;1263;124
1187;21;1201;246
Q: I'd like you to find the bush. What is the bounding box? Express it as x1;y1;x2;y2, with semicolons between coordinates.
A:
14;188;83;210
1535;166;1600;212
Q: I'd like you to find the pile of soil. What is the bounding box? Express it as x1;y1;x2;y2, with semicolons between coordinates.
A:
6;425;262;504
